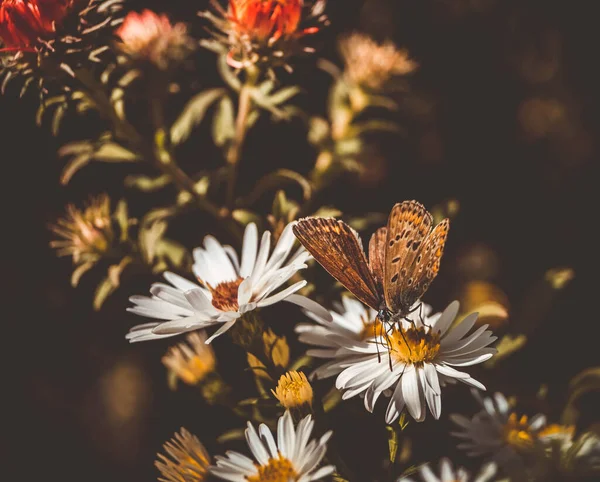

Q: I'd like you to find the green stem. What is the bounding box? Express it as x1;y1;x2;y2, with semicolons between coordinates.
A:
73;68;241;239
225;67;258;209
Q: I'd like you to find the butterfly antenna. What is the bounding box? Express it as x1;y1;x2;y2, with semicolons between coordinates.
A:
376;319;382;364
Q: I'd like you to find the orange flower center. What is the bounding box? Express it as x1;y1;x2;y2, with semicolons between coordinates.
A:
387;325;441;364
209;278;244;311
246;455;298;482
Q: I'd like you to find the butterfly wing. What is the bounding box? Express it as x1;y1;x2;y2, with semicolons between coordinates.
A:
293;218;381;310
399;218;450;309
383;201;433;313
369;227;387;297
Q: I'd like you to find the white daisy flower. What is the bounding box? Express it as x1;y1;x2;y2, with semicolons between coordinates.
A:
210;410;335;482
450;391;548;473
127;222;331;344
399;458;498;482
298;299;497;422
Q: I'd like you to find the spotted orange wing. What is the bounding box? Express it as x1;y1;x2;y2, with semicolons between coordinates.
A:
383;201;434;313
405;218;450;302
293;218;381;311
369;227;387;297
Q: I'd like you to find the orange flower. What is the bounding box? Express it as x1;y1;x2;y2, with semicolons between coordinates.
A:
202;0;326;69
229;0;303;44
0;0;72;50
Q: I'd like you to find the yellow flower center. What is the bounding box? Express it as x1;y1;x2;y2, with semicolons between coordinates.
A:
387;325;441;364
272;371;313;409
504;413;536;451
210;278;244;311
359;316;381;341
247;456;298;482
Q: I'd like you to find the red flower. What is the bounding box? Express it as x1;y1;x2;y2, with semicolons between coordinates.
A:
0;0;72;50
229;0;304;44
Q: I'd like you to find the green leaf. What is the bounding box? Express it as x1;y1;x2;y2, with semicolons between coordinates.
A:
308;117;330;146
60;152;92;185
212;95;235;147
94;142;138;162
348;120;402;137
51;104;66;136
386;426;399;463
232;209;261;226
267;86;301;106
170;88;225;144
125;174;172;192
114;199;131;242
71;261;95;287
217;428;246;444
216;53;241;92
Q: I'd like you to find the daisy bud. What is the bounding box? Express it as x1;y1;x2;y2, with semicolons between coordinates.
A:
273;370;313;409
162;331;217;386
156;428;211;482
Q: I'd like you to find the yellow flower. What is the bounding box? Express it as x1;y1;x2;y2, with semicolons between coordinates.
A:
156;428;210;482
272;371;313;409
162;332;216;386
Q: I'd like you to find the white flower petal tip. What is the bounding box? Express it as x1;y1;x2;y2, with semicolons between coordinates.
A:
296;298;496;423
126;222;308;343
210;411;334;481
397;457;497;482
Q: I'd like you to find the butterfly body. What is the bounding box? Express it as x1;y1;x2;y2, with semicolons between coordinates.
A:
293;200;449;324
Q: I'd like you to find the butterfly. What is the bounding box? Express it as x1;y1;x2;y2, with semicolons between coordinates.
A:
293;200;450;324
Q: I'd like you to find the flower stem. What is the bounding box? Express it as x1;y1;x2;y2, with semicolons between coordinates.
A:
225;66;258;209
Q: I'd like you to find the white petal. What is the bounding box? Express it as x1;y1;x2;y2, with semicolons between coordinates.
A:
249;231;271;285
442;312;479;344
237;277;253;307
418;464;440;482
385;380;406;424
257;280;306;308
245;422;269;465
240;223;258;278
440;458;454;481
184;288;216;312
308;465;335;480
163;271;200;291
285;294;333;321
402;366;425;421
204;235;238;281
258;424;278;458
205;319;238;343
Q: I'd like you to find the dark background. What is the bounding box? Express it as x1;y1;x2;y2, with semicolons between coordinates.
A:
3;0;600;481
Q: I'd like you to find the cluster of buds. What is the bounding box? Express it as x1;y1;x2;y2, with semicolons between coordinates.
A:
201;0;327;72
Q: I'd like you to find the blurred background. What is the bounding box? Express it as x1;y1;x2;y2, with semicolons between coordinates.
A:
3;0;600;480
